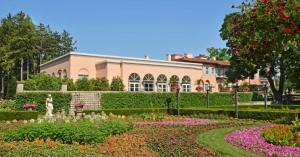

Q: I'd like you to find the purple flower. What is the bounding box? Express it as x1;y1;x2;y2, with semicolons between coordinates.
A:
224;125;300;157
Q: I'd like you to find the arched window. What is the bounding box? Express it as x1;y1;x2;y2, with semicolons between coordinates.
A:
128;73;140;92
143;74;154;91
157;74;168;92
181;76;191;92
170;75;179;84
78;68;89;79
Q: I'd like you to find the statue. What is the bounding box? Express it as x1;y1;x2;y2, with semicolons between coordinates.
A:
45;94;53;117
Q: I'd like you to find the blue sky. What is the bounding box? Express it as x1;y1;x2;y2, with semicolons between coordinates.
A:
0;0;243;59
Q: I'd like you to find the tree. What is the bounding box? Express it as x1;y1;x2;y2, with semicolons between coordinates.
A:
110;76;125;91
220;0;300;103
207;47;230;61
0;11;77;98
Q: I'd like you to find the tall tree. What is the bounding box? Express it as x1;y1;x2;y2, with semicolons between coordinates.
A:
220;0;300;103
207;47;230;61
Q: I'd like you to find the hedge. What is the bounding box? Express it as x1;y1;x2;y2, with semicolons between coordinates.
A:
0;111;39;121
100;92;253;109
16;92;72;113
84;108;168;115
171;108;299;120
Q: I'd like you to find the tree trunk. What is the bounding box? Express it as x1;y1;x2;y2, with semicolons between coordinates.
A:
20;59;23;81
0;74;4;99
26;57;29;80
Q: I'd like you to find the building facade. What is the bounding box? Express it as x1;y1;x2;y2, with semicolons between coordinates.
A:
40;52;261;92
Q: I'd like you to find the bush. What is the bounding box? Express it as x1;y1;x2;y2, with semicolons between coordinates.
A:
0;100;16;110
170;108;299;120
24;73;61;91
4;119;132;144
15;92;72;113
84;108;168;115
252;92;264;101
91;77;110;91
75;78;93;91
62;78;76;91
262;125;299;146
110;76;124;91
100;92;253;109
0;111;38;121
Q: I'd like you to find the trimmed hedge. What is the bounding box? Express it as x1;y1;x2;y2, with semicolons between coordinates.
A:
16;92;72;113
171;108;299;120
0;111;39;121
84;108;168;115
100;92;253;109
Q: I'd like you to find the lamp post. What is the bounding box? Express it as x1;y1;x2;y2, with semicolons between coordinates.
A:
264;83;268;110
176;87;180;115
234;83;239;118
206;85;212;108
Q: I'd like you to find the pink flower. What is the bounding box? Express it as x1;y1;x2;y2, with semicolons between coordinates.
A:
283;27;292;33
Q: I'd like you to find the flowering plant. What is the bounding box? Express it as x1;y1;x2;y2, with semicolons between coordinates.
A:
75;103;84;109
23;104;37;110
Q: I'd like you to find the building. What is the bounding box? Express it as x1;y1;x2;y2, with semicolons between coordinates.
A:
40;52;261;92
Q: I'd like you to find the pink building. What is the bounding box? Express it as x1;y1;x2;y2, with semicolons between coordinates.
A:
40;52;261;92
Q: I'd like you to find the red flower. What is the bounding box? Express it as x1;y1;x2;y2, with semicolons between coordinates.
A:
279;10;289;21
296;29;300;33
252;16;257;20
251;8;257;12
276;2;286;9
252;43;258;49
263;0;268;3
263;41;269;48
264;8;270;14
295;6;300;11
289;22;295;27
283;27;292;33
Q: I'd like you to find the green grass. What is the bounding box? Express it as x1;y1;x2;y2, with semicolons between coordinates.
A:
197;125;260;157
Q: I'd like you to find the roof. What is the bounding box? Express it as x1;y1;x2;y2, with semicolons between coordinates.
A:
40;51;203;69
172;57;230;66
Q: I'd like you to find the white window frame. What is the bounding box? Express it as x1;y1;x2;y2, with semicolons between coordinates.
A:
143;82;154;91
157;83;168;92
205;67;209;75
182;84;191;92
129;82;140;92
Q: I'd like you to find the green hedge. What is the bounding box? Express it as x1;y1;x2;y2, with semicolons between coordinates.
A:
84;108;168;115
100;92;253;109
16;92;72;113
172;108;299;120
0;111;39;121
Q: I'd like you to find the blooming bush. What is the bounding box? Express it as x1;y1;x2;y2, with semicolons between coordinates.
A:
225;125;300;157
23;104;37;110
262;125;300;147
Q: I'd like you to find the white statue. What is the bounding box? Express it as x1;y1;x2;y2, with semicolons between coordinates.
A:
45;94;53;117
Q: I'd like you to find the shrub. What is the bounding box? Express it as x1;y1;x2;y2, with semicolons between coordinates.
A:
252;92;264;101
170;108;299;120
0;111;38;121
4;119;132;144
110;76;124;91
100;92;253;109
0;99;16;110
62;78;76;91
15;92;72;113
262;125;299;146
91;77;110;91
75;78;93;91
24;73;61;91
84;108;168;115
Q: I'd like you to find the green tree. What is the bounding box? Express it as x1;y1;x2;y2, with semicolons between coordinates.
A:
220;0;300;102
91;77;110;91
207;47;230;61
110;76;125;91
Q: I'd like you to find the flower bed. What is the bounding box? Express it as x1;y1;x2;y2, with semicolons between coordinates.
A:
224;125;300;157
262;125;299;147
132;118;215;125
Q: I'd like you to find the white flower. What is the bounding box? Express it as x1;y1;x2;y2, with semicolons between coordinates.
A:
29;119;35;123
6;121;11;124
23;120;28;124
12;119;18;123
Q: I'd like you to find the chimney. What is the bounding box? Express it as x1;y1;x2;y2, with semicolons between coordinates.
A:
144;55;150;59
171;54;183;60
184;53;193;58
166;54;171;61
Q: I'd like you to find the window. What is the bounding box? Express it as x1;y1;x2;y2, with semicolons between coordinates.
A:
78;74;88;79
78;68;89;79
181;76;191;92
216;68;221;76
157;74;168;92
128;73;140;92
212;68;215;75
205;67;209;75
143;74;154;91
